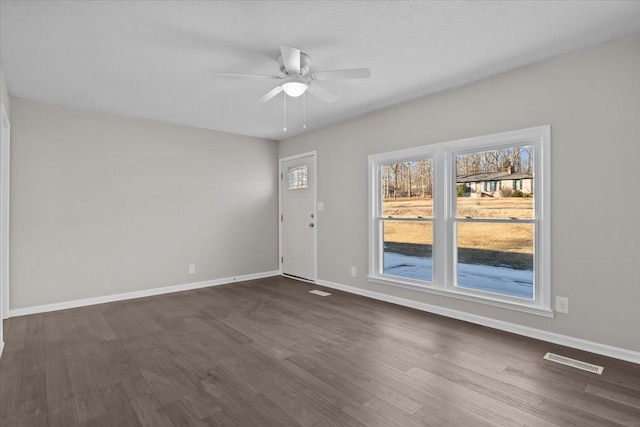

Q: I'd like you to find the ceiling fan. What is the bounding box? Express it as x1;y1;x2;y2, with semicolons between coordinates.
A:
218;46;371;103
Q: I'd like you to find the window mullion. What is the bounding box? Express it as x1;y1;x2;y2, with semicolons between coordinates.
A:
433;146;449;289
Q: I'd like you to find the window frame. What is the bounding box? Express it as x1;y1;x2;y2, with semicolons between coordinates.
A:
513;179;522;190
483;180;498;192
368;125;552;317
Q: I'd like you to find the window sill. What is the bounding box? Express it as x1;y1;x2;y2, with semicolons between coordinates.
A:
367;274;554;318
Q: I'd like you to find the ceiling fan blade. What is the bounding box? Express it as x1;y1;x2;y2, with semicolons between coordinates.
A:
217;72;281;79
310;68;371;80
257;85;283;103
280;46;301;75
307;84;339;103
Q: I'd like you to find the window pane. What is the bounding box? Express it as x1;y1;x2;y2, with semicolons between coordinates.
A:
456;222;534;299
381;160;433;217
456;146;534;219
383;220;432;282
288;165;308;189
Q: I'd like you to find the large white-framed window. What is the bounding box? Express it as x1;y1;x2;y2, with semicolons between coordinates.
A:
368;126;551;316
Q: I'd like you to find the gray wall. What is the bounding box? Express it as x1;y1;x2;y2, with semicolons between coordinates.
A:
0;68;8;112
10;97;279;309
279;34;640;352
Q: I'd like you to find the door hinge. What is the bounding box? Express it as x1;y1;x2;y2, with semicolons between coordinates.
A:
280;172;283;180
281;257;283;263
281;214;283;222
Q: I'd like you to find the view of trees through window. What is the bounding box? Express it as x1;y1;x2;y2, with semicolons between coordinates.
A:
381;159;434;282
381;159;433;200
457;146;533;176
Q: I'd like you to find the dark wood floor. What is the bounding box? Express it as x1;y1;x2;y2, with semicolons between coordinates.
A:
1;276;639;426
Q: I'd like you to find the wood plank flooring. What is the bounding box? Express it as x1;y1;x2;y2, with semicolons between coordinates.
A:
1;276;639;426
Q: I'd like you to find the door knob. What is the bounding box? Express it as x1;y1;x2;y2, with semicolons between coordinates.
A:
309;223;315;228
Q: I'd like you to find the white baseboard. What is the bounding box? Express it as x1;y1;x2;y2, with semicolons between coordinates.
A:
316;279;640;365
8;270;280;318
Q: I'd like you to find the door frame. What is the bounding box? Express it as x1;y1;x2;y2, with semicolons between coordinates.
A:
278;151;317;283
0;103;10;355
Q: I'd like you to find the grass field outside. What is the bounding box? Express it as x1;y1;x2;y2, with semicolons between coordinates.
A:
382;197;533;253
381;196;535;298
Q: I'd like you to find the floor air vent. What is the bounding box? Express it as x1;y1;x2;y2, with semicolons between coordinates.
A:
309;290;332;297
543;352;604;374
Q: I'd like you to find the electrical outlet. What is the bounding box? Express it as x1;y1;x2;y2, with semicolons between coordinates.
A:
555;296;569;314
350;266;357;277
188;264;196;274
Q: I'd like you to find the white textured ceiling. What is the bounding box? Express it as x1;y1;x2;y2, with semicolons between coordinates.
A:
1;1;640;141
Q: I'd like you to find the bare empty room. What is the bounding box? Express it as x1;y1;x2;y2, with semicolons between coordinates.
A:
1;1;639;426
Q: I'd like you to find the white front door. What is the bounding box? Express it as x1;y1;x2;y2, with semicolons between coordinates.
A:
280;154;316;281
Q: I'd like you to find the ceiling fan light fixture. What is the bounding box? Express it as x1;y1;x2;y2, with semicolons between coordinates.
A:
282;81;308;97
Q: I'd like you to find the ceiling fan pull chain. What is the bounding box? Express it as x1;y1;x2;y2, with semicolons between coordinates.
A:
283;92;287;132
303;92;307;129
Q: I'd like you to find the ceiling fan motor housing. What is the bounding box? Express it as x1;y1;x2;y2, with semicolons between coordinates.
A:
278;52;311;76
